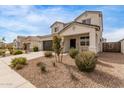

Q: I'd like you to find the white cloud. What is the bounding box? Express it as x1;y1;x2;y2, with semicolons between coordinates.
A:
0;5;123;43
0;6;77;43
103;28;124;42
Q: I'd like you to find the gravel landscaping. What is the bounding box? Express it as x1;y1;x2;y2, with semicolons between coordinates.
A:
15;53;124;88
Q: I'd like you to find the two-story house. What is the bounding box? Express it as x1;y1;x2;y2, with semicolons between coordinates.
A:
14;11;103;53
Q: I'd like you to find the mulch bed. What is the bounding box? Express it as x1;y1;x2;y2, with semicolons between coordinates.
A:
15;54;124;88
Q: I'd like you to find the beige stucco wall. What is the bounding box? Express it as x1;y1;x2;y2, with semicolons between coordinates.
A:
60;24;92;36
51;22;65;34
63;34;89;52
121;40;124;54
29;41;42;51
75;12;103;29
40;36;52;41
75;12;103;52
29;36;52;51
60;24;101;53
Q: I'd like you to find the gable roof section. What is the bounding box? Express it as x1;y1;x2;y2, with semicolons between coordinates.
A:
50;21;65;28
24;36;41;42
37;34;52;38
58;21;100;34
74;11;102;21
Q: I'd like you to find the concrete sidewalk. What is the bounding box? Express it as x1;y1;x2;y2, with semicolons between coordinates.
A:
0;51;45;88
0;51;44;65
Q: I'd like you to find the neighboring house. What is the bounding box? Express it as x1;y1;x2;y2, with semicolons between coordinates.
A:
14;11;103;53
0;38;4;48
120;39;124;54
13;36;26;50
14;35;53;51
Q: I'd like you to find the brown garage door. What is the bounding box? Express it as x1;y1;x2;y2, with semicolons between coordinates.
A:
43;40;52;51
103;42;121;52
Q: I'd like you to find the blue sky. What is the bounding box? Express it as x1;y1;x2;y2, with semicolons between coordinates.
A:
0;5;124;43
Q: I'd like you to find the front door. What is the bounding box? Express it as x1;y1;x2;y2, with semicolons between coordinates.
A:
70;39;76;48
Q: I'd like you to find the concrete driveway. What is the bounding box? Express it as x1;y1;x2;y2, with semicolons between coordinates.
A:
98;52;124;87
0;51;45;88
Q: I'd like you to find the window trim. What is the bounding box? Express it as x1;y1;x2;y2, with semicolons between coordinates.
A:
54;27;58;32
82;18;91;24
80;36;89;46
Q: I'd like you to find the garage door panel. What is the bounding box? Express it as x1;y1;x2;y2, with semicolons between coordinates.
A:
43;40;52;51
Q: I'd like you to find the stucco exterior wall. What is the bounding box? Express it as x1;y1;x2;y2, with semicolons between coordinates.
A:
75;12;103;52
60;24;101;53
75;12;102;29
30;41;43;51
89;30;97;53
29;36;53;51
63;33;96;53
60;24;92;36
121;40;124;54
51;22;65;34
40;36;52;41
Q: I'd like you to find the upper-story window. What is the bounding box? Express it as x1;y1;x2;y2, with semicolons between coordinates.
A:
54;27;59;32
82;18;91;24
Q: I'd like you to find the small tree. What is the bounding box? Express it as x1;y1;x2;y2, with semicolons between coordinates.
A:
52;36;63;63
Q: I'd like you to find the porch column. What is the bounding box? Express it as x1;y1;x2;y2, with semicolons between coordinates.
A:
61;36;65;52
89;30;97;53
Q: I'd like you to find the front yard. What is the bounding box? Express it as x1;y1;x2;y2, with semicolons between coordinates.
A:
15;52;124;88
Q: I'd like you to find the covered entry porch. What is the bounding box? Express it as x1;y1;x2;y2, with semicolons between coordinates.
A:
59;23;100;53
62;33;90;52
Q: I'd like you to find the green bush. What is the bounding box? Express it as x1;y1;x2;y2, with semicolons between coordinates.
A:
33;46;39;52
69;48;79;59
11;57;27;68
44;51;53;57
13;50;23;55
75;51;97;72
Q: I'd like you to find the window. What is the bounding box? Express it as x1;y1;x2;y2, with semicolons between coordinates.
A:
54;27;58;32
80;36;89;46
82;20;86;24
82;19;91;24
86;19;91;24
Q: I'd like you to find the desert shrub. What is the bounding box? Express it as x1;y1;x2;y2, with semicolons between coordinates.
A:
44;51;53;57
11;57;27;68
52;62;56;67
13;50;23;55
0;50;5;57
15;64;24;70
33;46;39;52
75;51;97;72
69;48;79;59
40;63;46;73
9;49;14;54
70;72;79;81
36;62;41;67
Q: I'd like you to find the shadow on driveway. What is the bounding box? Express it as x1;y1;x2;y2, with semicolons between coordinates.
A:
97;61;114;68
